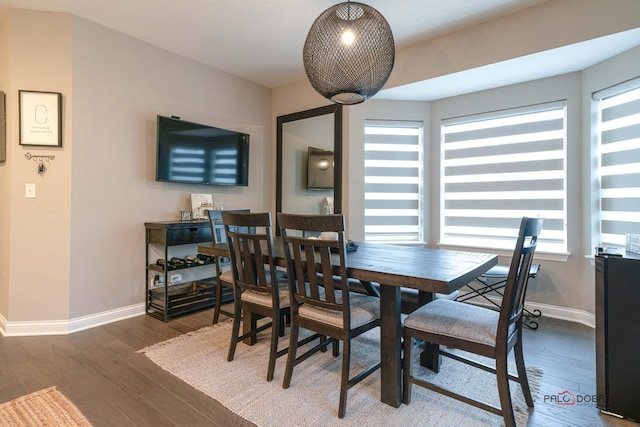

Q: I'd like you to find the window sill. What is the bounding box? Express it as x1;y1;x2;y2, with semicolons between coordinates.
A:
364;241;426;247
437;243;570;262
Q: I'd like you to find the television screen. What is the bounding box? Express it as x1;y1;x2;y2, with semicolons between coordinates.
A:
156;115;249;186
307;146;333;190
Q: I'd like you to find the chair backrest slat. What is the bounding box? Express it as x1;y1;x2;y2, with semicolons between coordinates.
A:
223;212;278;299
253;239;268;286
278;213;348;318
499;217;544;336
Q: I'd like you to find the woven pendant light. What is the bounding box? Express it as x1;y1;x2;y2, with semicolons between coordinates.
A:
303;1;395;105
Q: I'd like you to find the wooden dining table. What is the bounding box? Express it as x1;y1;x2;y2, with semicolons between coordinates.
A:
198;240;498;408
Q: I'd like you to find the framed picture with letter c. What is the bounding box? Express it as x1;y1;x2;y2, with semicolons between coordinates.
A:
19;90;62;147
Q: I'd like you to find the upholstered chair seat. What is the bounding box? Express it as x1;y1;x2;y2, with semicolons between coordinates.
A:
299;292;380;329
241;281;291;309
403;299;515;347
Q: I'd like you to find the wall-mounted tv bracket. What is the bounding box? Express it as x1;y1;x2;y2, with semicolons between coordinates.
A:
25;152;55;175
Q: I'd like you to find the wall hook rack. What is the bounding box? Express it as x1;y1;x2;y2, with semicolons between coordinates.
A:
25;152;55;175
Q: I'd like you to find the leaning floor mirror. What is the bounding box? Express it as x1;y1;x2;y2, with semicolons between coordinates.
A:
276;104;343;232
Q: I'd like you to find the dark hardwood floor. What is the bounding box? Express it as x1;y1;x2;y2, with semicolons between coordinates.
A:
520;318;635;427
0;306;636;426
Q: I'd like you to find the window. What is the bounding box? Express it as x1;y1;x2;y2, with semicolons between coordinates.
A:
364;120;423;243
594;78;640;248
440;101;567;253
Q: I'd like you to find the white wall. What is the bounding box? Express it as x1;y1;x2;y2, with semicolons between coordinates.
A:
581;45;640;255
272;0;640;324
346;72;596;317
430;73;587;311
346;48;640;320
347;100;430;240
579;45;640;314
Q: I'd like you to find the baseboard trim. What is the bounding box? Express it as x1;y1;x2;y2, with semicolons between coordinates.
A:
0;303;145;337
1;298;596;337
464;296;596;329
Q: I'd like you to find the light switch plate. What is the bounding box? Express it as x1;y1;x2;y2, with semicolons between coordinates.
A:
25;183;36;198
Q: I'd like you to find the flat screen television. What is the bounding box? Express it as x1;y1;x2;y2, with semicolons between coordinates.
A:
307;146;333;190
156;115;249;186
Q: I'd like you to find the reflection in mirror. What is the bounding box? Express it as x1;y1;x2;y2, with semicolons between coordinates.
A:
276;105;342;226
282;115;333;213
307;146;334;191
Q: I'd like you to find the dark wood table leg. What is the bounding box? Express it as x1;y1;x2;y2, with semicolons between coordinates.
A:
416;291;441;372
379;284;402;407
416;290;433;307
420;342;441;373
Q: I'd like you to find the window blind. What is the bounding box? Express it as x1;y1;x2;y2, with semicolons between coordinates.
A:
364;120;423;243
440;101;567;253
594;79;640;247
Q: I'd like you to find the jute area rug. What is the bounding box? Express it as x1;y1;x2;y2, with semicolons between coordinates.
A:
140;320;541;427
0;386;92;427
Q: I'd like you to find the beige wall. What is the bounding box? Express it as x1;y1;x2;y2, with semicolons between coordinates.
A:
68;16;272;320
0;10;272;331
1;10;73;324
387;0;640;90
0;11;10;318
1;0;639;333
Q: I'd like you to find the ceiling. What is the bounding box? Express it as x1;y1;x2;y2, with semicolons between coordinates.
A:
1;0;639;100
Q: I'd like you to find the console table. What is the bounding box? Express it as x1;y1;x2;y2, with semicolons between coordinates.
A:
145;220;231;322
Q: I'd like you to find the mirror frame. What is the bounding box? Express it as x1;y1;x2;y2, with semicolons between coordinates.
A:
276;104;343;223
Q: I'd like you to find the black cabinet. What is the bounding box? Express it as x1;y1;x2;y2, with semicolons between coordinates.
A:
595;254;640;422
145;220;229;322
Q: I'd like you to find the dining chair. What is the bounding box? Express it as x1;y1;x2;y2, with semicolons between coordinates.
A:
402;216;543;427
277;213;381;419
207;209;249;324
223;211;291;381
